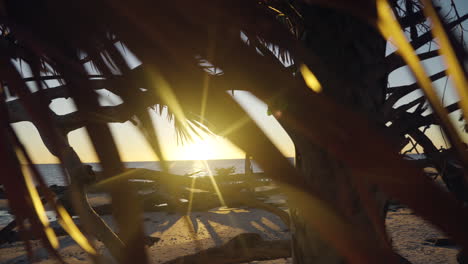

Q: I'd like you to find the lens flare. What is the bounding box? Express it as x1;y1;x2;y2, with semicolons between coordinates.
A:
300;64;322;93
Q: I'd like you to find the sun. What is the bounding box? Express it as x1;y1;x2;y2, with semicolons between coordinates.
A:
179;140;218;160
172;134;245;161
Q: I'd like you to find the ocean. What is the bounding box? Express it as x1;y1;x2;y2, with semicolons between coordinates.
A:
0;158;293;226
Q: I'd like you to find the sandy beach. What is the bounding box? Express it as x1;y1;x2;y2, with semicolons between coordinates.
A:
0;206;290;264
386;208;458;264
0;200;461;264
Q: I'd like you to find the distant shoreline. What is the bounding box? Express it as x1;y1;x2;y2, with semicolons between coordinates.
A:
28;157;296;165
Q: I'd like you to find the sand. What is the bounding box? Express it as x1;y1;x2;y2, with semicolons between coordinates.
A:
386;208;458;264
0;204;460;264
0;207;290;264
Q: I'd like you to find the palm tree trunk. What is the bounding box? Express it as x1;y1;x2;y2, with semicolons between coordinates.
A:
283;4;390;263
287;135;389;264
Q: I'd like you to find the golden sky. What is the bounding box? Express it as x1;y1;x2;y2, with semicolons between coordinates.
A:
13;91;295;163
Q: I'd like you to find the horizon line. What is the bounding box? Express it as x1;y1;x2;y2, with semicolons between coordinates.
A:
31;157;296;165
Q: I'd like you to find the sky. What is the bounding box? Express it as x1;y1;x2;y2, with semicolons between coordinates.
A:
10;0;468;163
390;0;468;152
12;81;295;163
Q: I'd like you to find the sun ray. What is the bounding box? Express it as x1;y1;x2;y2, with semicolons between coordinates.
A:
182;215;202;251
148;65;190;133
201;160;244;231
187;175;198;215
218;114;251;137
92;168;149;189
199;27;216;125
200;160;227;207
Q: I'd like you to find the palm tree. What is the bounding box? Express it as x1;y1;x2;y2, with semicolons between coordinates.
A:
1;0;468;263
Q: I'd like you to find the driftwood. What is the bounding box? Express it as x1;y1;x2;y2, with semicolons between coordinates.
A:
164;233;290;264
89;169;268;193
89;168;289;225
0;168;289;247
92;187;290;226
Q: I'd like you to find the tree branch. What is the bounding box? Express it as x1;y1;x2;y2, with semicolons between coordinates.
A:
399;10;426;29
386;49;440;72
383;69;446;117
385;14;468;72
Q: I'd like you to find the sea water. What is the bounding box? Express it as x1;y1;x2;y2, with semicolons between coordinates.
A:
0;158;293;227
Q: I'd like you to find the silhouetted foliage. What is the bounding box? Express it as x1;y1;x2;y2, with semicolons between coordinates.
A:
0;0;467;264
214;166;236;177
